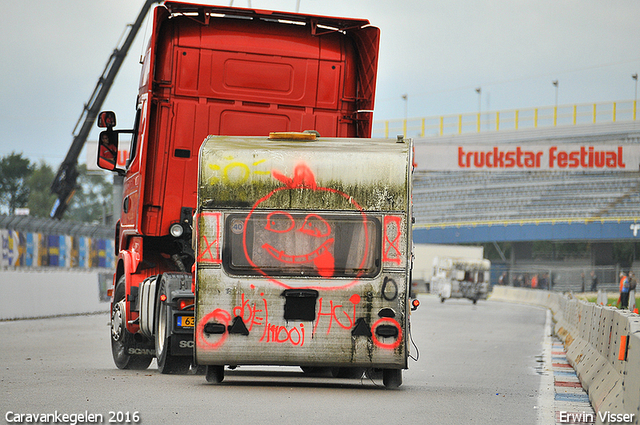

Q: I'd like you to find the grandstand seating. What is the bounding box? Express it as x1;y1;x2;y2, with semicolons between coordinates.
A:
411;121;640;227
413;170;640;225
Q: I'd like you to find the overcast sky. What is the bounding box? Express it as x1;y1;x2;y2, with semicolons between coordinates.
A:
2;0;640;167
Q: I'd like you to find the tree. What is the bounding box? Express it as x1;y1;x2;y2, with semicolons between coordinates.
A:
26;161;57;218
0;152;33;214
65;164;113;224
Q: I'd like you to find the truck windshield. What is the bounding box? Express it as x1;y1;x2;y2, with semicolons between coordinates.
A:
224;212;381;278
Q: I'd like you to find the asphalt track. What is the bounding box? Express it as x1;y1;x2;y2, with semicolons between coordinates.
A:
1;295;551;425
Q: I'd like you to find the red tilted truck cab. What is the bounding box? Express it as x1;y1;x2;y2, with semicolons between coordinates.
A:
97;2;398;381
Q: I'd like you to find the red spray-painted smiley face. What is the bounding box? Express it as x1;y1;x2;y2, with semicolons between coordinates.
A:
242;162;371;290
262;212;336;278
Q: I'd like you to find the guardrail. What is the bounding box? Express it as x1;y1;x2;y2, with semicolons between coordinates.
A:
0;214;115;269
373;99;638;138
491;286;640;424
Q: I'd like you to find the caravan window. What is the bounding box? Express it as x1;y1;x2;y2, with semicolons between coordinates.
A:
224;212;381;278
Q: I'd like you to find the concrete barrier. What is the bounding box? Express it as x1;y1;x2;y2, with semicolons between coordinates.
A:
0;269;111;320
491;286;640;425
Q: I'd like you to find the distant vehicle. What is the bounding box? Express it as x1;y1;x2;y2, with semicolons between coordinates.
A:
431;257;491;304
412;243;484;293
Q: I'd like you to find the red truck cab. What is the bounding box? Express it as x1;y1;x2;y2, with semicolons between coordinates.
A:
98;2;380;373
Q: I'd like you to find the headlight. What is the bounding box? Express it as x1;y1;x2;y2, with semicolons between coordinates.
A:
170;223;184;238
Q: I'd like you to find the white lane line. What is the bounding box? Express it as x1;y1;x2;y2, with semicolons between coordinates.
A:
537;308;556;425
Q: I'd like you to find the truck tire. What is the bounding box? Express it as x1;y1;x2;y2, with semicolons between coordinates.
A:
383;369;402;389
205;365;224;383
111;277;153;370
155;280;191;374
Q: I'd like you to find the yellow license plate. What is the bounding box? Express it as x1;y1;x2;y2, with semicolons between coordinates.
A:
177;316;194;328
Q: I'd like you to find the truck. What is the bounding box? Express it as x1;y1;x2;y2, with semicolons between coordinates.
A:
97;2;416;387
411;243;484;293
431;257;491;304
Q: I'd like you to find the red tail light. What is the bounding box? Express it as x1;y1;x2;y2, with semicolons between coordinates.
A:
179;299;195;310
411;299;420;311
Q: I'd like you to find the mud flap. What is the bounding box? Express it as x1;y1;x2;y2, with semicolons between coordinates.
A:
170;332;195;356
125;339;156;357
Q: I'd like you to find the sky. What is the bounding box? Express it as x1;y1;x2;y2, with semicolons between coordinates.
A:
2;0;640;168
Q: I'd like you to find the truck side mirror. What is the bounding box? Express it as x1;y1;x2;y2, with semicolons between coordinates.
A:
97;130;120;171
97;111;117;128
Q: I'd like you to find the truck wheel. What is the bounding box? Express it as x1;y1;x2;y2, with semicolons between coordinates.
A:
205;365;224;383
111;277;152;370
155;281;191;374
382;369;402;389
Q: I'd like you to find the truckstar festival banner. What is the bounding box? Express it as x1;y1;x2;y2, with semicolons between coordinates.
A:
414;143;640;171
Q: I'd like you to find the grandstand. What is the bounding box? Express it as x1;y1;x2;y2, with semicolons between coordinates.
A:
414;170;640;225
408;120;640;291
412;121;640;232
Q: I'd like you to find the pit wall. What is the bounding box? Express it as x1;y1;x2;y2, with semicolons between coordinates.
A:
0;270;111;320
491;286;640;425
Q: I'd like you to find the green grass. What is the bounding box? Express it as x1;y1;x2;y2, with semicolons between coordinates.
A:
578;293;639;311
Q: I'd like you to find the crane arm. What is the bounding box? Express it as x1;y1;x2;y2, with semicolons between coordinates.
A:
50;0;161;219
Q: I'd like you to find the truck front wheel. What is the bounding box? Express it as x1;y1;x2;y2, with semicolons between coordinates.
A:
155;281;191;374
111;278;152;370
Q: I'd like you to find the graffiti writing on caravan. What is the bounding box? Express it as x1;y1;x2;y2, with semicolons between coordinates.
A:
207;157;269;184
196;291;356;348
235;291;359;345
457;146;626;169
197;291;400;349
